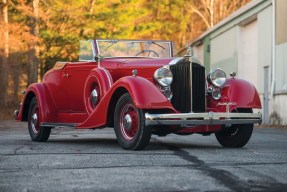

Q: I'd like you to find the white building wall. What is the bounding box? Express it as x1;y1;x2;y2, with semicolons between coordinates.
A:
257;6;272;95
210;27;238;74
193;44;204;64
275;42;287;92
237;19;258;89
272;95;287;124
272;42;287;124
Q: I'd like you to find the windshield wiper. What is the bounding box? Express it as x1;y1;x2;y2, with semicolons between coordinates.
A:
105;40;118;51
149;41;165;49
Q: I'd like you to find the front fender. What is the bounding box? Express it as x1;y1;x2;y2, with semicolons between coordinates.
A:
208;78;262;112
77;76;174;129
17;83;56;122
114;76;173;109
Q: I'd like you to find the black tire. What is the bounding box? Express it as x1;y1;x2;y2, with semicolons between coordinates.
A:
114;93;152;150
215;108;254;148
28;97;51;142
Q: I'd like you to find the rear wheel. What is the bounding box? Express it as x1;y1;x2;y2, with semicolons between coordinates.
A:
215;108;253;148
114;93;152;150
28;97;51;142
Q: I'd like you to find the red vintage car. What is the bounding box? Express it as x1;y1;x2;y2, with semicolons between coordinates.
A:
15;39;262;150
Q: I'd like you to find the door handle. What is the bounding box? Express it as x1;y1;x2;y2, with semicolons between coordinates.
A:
63;73;70;78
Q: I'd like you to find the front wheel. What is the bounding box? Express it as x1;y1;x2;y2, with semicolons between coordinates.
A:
28;97;51;142
215;109;254;148
114;93;152;150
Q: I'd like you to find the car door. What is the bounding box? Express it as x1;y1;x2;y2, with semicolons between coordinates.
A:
61;62;97;112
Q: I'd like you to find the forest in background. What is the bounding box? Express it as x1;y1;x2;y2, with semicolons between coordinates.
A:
0;0;250;119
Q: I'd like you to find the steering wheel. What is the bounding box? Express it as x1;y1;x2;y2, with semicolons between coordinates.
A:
135;50;159;57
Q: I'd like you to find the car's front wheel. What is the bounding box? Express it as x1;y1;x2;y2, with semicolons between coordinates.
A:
215;108;254;148
28;97;51;142
114;93;152;150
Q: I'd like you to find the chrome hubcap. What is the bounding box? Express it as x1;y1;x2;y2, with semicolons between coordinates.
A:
31;112;38;134
90;89;98;108
123;114;132;130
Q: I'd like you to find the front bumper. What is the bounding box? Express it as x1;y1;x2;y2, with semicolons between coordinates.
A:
145;112;262;126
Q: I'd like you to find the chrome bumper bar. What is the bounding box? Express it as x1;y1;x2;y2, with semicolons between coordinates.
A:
145;112;262;126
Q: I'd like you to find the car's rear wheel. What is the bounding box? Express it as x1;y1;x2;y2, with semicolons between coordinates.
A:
215;108;254;148
114;93;152;150
28;97;51;142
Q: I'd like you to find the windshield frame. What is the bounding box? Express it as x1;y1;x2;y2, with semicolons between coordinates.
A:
94;39;174;58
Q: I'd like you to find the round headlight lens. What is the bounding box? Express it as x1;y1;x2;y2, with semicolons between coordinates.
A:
207;68;226;88
154;67;173;87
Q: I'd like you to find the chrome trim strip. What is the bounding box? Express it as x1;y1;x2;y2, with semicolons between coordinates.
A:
95;39;101;57
101;68;113;88
145;112;262;126
41;123;76;128
169;41;173;57
168;57;186;66
90;40;97;61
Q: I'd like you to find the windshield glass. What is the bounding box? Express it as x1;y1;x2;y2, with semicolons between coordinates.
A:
96;40;172;58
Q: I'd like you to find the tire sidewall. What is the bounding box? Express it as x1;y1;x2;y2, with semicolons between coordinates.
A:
215;108;254;148
215;123;253;148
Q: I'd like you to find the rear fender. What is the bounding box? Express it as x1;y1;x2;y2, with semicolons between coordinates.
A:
17;83;57;122
208;78;262;112
77;76;174;129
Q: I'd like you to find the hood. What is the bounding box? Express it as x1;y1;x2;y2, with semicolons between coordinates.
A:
101;57;180;82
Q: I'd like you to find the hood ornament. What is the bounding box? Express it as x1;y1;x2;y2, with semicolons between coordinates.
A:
184;46;192;62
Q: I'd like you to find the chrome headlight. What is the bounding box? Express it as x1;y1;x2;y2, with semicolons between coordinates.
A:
207;68;226;88
153;67;173;87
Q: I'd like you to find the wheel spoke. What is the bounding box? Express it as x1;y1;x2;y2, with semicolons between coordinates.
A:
119;103;139;140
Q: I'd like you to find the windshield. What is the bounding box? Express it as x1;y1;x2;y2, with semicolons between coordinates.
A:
96;39;173;58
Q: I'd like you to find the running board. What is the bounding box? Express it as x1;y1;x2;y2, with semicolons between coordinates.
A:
41;123;77;128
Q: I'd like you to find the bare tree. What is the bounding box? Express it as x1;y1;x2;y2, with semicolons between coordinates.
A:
188;0;251;31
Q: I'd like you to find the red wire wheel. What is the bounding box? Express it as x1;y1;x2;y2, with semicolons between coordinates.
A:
119;103;139;140
114;93;152;150
28;97;51;142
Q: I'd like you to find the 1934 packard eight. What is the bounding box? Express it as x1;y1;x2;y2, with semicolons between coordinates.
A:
15;39;262;150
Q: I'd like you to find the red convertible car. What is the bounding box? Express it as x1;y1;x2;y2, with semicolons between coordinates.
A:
15;39;262;150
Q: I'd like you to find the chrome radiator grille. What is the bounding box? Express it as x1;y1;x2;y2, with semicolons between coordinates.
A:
170;61;206;113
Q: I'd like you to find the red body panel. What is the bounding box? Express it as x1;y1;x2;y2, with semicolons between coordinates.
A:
207;78;262;112
84;67;114;115
77;76;174;129
17;83;57;123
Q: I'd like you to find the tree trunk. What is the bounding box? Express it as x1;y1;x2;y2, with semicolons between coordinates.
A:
28;0;40;85
89;0;95;14
0;0;9;106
